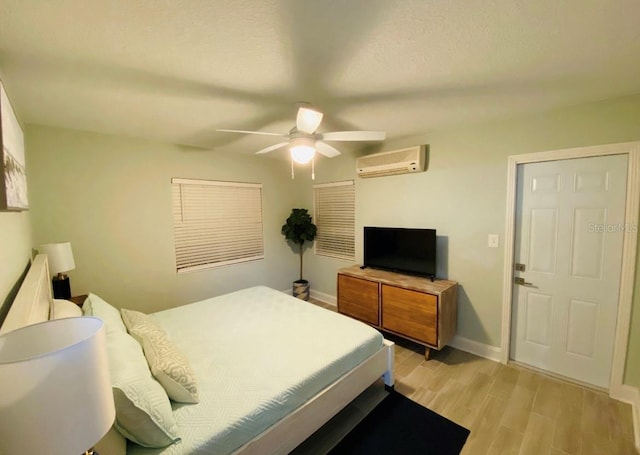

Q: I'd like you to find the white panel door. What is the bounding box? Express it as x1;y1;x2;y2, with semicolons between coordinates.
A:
510;154;627;388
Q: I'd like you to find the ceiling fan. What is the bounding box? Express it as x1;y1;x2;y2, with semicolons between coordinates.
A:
216;104;386;165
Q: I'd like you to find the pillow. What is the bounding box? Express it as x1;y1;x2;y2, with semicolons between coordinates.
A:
82;293;127;334
52;299;83;319
121;309;199;404
106;328;180;448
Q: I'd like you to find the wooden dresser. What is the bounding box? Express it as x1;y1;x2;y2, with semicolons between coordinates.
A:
337;265;458;359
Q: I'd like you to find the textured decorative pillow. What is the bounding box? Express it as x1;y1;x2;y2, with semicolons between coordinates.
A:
121;309;200;404
52;299;83;319
82;293;127;334
106;329;180;448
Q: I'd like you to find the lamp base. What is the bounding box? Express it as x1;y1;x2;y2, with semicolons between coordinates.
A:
52;275;71;299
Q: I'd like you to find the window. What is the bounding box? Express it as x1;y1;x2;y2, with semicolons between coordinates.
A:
313;180;355;261
171;178;264;273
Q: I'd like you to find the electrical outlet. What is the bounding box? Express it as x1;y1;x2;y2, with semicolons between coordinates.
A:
488;234;499;248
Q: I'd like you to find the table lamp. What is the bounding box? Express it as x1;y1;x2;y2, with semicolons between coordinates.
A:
0;317;115;455
39;242;76;299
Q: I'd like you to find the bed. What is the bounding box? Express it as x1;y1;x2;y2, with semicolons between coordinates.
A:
0;254;395;454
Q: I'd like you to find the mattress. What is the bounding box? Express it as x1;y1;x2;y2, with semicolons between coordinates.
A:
127;286;383;455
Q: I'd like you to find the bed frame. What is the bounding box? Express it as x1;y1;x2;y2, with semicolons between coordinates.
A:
237;339;394;454
1;254;395;454
0;254;52;335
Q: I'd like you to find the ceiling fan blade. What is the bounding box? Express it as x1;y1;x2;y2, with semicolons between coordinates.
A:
216;129;286;137
320;131;386;142
256;142;289;154
315;141;341;158
296;107;324;133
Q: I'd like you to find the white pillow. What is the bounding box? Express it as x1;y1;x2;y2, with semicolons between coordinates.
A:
82;293;127;334
107;329;181;448
121;309;199;404
52;299;83;319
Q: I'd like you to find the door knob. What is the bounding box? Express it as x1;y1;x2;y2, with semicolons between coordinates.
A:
514;277;533;286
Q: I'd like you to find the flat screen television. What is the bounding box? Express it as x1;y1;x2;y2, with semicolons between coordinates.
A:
363;227;437;279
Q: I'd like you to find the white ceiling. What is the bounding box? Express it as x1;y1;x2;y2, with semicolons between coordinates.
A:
1;0;639;158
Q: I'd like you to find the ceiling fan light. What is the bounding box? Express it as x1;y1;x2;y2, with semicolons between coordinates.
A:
296;107;323;134
290;145;315;164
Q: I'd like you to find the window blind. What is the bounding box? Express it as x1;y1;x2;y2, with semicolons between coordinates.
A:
313;181;355;261
171;178;264;273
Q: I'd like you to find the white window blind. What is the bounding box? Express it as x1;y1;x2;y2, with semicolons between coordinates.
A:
313;180;355;261
172;178;264;273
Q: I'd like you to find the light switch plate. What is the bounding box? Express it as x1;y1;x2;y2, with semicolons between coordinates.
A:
488;234;499;248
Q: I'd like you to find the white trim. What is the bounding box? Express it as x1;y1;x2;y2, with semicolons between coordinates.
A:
500;142;640;398
449;335;502;362
634;391;640;453
0;255;51;335
312;180;354;189
171;178;261;188
612;384;638;404
280;288;337;306
310;289;337;306
611;146;640;393
611;385;640;453
634;396;640;453
500;155;519;363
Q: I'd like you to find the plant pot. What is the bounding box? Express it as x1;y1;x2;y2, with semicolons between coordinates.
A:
293;279;310;301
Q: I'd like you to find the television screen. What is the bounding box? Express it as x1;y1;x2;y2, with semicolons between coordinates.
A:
364;227;437;279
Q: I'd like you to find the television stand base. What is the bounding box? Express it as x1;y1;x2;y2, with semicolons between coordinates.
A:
337;266;458;357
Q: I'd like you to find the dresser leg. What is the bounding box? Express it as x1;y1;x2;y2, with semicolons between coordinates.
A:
424;348;431;360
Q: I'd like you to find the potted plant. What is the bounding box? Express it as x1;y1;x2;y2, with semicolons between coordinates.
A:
281;208;317;300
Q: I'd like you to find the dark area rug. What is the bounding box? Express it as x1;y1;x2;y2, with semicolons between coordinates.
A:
329;390;470;455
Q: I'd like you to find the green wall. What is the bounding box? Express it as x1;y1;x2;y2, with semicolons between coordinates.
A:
304;94;640;387
0;211;32;321
26;125;303;312
22;93;640;388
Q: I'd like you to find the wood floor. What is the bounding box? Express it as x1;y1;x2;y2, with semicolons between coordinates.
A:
311;299;637;454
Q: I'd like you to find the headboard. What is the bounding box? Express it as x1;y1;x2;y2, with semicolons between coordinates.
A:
0;253;127;455
0;254;52;335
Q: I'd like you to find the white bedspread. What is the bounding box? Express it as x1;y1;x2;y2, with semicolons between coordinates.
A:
127;286;383;455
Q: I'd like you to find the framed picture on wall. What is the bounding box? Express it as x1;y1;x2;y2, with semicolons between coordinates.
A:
0;79;28;211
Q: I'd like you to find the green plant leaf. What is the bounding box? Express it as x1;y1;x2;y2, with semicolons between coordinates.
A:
282;208;317;281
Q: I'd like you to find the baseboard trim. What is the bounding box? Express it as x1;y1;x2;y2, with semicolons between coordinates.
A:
281;288;336;306
449;335;502;362
310;289;336;306
635;391;640;453
612;384;640;452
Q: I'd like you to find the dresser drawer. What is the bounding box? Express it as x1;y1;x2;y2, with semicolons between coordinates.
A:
338;274;379;325
381;284;437;345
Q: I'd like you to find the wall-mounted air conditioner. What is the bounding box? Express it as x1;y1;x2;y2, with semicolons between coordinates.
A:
356;145;427;178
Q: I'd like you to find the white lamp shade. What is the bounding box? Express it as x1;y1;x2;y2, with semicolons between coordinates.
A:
0;317;115;455
39;242;76;275
290;146;315;164
296;106;323;133
290;137;316;164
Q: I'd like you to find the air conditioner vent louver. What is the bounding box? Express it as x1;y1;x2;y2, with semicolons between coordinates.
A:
356;145;427;178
